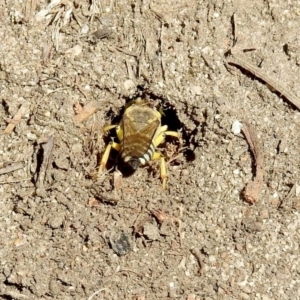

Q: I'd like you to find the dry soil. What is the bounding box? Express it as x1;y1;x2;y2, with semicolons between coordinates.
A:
1;1;300;299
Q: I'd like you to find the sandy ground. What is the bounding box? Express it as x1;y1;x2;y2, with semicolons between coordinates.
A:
1;0;300;299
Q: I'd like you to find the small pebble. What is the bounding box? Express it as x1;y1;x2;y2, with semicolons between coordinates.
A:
110;231;132;256
123;79;135;90
48;216;63;229
232;120;243;135
143;223;160;241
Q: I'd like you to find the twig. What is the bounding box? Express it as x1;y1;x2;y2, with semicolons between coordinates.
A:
125;59;136;81
278;183;296;209
0;162;24;175
241;122;264;204
190;248;204;275
4;104;28;134
36;136;54;188
114;47;139;58
0;178;30;184
160;22;166;81
227;48;300;110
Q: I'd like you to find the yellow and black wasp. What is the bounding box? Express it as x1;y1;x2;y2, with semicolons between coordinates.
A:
98;97;180;189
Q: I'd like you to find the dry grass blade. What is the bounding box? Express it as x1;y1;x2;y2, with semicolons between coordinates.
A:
24;0;37;22
42;43;53;63
87;288;107;300
241;122;264;204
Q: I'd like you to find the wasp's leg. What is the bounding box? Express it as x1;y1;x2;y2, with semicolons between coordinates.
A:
98;124;122;176
152;152;168;189
155;125;168;137
153;130;180;147
152;129;180;189
102;125;123;140
98;141;121;175
115;125;123;141
103;124;118;132
100;125;118;144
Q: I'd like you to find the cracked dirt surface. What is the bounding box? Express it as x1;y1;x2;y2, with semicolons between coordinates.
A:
1;0;300;299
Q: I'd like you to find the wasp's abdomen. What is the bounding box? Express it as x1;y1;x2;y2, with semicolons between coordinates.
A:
121;136;155;167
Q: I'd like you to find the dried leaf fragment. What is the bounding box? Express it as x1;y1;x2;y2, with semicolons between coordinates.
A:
73;101;99;122
65;45;82;57
152;209;170;224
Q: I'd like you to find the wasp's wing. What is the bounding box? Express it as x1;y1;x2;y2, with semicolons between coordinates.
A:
121;114;159;149
121;114;138;139
138;118;160;143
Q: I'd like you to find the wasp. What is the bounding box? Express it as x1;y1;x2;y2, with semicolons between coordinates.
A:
98;97;180;189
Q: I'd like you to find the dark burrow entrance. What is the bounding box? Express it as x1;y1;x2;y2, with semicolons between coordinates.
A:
102;88;197;178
